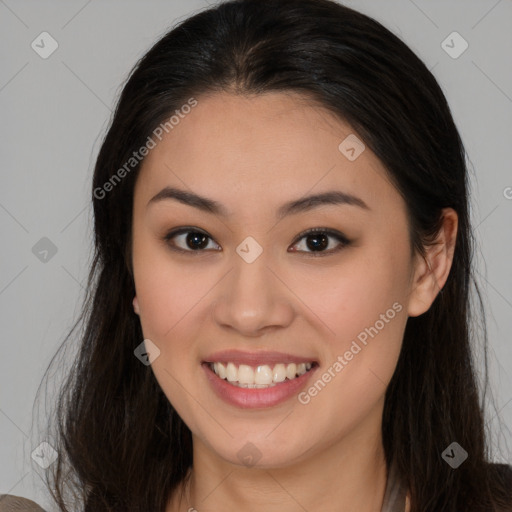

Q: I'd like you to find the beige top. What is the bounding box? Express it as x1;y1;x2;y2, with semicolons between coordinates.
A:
381;462;408;512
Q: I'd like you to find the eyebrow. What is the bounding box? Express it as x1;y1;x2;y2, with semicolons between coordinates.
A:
147;186;370;219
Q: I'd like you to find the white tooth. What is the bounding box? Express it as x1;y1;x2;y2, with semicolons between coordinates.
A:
286;363;297;380
254;365;273;385
220;361;313;386
217;362;227;379
272;363;287;383
226;362;238;382
238;364;254;385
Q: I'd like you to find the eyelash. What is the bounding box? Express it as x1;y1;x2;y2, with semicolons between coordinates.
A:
163;226;351;257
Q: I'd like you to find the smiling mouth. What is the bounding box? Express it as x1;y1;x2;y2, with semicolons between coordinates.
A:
206;361;318;388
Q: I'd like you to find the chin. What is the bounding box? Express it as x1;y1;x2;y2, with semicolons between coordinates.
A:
207;433;317;470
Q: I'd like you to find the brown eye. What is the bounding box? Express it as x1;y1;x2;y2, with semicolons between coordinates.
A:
164;228;220;253
289;228;351;256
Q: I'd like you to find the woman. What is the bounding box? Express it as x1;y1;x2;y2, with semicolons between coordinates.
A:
26;0;512;510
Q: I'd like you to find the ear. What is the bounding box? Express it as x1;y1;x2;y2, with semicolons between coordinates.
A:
407;208;458;317
133;296;140;315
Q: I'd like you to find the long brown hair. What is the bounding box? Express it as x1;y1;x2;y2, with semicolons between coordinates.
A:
36;0;511;510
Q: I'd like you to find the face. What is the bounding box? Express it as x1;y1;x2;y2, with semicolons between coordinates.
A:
131;91;421;468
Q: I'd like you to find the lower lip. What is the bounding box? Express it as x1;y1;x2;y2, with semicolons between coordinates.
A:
202;363;318;409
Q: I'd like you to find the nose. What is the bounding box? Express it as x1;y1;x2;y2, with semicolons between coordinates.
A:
211;249;295;337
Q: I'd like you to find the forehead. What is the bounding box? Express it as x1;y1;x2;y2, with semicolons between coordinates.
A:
135;91;403;219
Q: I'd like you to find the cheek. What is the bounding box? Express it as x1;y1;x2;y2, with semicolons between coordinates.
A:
293;289;406;459
131;245;212;429
293;239;410;401
293;245;409;347
132;235;207;342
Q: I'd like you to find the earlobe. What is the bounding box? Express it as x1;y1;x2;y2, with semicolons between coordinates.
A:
407;208;458;317
133;296;140;315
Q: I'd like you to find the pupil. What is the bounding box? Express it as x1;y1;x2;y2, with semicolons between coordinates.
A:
307;233;328;251
187;232;208;250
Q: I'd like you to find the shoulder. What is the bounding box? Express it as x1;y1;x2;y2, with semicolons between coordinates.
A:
487;463;512;512
489;462;512;482
488;462;512;494
0;494;47;512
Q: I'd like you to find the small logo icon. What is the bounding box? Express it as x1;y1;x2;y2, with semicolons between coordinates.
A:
31;31;59;59
31;441;58;469
441;32;468;59
338;134;365;161
236;442;262;467
442;441;468;469
236;236;263;264
134;339;161;365
503;187;512;200
32;237;58;263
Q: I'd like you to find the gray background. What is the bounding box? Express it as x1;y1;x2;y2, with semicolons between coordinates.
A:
1;0;511;508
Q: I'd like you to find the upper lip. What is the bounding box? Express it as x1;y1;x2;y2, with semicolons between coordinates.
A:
203;350;318;367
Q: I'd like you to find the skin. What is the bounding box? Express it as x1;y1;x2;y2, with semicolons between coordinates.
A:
131;91;458;512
